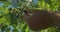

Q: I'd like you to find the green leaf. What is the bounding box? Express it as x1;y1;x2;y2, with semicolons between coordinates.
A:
6;28;10;32
22;24;27;32
12;28;18;32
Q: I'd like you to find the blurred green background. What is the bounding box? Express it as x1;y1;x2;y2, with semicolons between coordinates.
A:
0;0;60;32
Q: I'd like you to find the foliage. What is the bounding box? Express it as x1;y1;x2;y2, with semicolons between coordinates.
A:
0;0;60;32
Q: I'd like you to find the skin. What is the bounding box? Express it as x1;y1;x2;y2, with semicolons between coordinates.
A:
23;10;60;31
